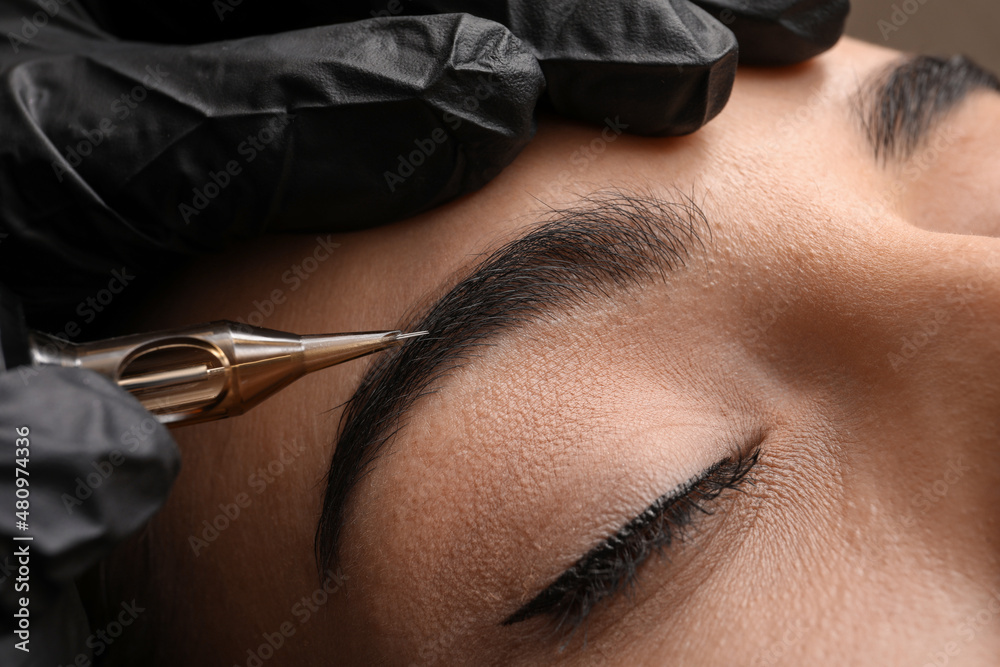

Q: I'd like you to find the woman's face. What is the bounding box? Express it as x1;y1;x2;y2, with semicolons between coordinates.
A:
133;37;1000;665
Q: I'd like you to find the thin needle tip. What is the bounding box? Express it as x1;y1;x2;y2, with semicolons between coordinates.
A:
394;330;429;341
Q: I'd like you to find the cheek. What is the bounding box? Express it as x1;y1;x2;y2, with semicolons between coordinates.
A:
897;96;1000;237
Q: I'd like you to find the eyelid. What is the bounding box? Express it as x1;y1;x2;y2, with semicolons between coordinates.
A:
502;442;762;639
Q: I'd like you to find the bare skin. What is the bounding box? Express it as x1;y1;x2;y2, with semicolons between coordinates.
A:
112;37;1000;666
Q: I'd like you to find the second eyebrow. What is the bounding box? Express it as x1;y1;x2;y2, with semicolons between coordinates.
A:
855;54;1000;162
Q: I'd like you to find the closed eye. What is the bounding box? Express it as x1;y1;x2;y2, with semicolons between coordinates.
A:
501;440;762;644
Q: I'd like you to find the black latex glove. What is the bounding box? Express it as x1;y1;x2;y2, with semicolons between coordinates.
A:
0;0;848;333
0;365;179;666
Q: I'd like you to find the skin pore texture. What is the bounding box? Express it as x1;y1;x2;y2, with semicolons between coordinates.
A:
111;37;1000;665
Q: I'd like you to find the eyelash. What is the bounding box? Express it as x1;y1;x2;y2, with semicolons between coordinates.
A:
502;444;761;644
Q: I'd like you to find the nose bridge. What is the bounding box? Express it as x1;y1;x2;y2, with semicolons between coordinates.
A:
740;206;994;380
780;227;1000;574
722;210;1000;462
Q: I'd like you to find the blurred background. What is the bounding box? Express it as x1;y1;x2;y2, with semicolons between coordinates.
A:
846;0;1000;72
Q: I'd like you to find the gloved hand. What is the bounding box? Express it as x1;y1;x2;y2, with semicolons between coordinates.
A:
0;0;849;332
0;364;179;666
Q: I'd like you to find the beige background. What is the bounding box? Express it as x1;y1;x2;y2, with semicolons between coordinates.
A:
846;0;1000;72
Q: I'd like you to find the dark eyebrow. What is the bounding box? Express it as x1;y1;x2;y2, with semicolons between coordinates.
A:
314;190;710;574
855;54;1000;162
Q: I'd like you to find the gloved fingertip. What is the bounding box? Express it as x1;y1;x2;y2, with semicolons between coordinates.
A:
692;0;851;66
542;47;738;137
0;366;179;584
523;0;739;136
437;13;547;185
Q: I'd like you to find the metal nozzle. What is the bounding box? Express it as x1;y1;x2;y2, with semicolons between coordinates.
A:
28;322;428;427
